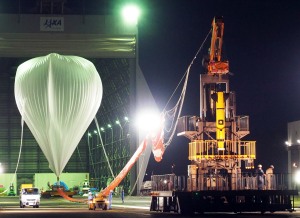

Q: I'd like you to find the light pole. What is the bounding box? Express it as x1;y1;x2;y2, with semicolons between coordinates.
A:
107;124;113;145
107;124;113;168
122;3;140;195
171;164;175;174
116;120;123;139
100;127;106;146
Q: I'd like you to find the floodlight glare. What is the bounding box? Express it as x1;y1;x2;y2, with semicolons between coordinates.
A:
135;110;161;133
295;170;300;184
122;4;140;25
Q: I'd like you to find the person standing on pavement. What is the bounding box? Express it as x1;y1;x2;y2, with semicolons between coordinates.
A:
256;164;265;190
266;165;275;190
108;189;113;209
121;188;125;203
88;191;95;210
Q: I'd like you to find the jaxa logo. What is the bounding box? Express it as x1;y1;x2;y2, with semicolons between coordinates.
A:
43;18;62;29
40;17;64;31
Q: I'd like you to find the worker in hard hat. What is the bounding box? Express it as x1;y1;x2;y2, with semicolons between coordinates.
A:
256;164;265;190
108;190;113;210
266;165;275;190
88;191;95;210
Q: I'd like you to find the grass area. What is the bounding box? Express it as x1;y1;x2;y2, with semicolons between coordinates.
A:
293;195;300;208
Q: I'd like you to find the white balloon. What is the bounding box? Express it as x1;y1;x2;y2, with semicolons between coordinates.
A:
14;53;102;177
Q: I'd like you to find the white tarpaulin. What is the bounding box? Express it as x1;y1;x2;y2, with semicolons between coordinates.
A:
14;53;102;177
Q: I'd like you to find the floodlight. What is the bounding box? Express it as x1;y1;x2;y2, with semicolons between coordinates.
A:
122;4;140;25
135;110;161;133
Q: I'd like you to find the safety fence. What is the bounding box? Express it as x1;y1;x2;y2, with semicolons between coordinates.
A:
151;174;186;192
151;173;292;192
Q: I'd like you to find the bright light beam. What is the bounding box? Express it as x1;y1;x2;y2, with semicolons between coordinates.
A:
122;4;140;25
135;110;161;134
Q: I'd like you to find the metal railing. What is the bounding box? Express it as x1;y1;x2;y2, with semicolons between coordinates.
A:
151;174;186;192
151;173;291;192
188;140;256;162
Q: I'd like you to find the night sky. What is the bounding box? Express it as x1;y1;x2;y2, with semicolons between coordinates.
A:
138;0;300;176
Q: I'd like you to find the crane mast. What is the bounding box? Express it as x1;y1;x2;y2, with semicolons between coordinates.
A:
207;17;229;75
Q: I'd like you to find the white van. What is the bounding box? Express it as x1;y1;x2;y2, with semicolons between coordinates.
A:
19;187;40;208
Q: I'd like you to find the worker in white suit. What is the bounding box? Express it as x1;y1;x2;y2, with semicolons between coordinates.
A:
266;165;275;190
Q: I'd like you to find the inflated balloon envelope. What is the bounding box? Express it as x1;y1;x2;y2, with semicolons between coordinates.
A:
14;53;103;178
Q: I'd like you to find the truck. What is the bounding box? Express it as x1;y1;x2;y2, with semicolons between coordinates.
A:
19;187;40;208
140;181;152;196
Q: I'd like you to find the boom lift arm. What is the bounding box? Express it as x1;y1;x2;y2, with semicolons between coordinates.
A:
56;138;149;206
93;120;164;209
97;138;147;197
57;138;149;207
57;115;165;208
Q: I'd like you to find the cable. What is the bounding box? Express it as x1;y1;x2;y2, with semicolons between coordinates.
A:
76;146;85;171
94;117;115;179
162;28;212;148
0;117;24;195
163;28;212;111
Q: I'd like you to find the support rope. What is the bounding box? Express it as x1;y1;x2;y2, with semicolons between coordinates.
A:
94;117;115;179
163;28;212;148
0;117;24;195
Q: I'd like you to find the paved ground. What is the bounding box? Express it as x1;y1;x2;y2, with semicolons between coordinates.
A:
0;195;152;209
2;195;300;218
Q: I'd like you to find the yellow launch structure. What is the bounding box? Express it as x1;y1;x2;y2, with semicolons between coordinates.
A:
177;16;256;191
214;91;226;150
